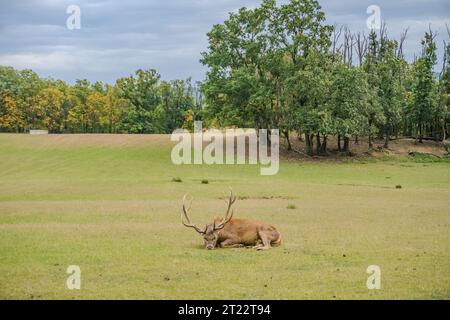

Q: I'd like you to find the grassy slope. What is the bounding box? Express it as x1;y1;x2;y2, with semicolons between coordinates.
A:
0;134;449;299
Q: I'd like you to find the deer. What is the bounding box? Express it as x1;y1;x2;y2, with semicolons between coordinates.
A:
181;189;282;250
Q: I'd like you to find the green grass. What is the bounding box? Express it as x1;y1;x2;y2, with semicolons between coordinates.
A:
0;134;449;300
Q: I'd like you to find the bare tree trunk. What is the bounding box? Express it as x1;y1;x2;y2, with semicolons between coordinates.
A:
283;130;292;151
384;134;389;148
343;137;350;154
383;125;390;148
316;134;321;155
355;32;368;66
319;135;328;155
419;124;423;143
442;122;447;141
337;135;342;152
267;129;272;147
305;134;313;156
435;117;440;142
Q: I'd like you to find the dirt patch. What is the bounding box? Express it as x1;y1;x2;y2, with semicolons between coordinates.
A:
280;135;450;161
0;133;172;148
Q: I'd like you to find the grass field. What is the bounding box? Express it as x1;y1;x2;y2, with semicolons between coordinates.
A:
0;134;449;299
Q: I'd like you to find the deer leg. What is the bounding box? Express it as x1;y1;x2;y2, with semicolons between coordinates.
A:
219;239;244;249
246;240;262;249
256;231;272;251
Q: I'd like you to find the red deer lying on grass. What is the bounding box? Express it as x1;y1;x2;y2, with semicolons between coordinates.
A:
181;190;282;250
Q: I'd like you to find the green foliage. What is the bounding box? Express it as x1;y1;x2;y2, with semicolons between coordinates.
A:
331;64;371;138
0;67;196;134
377;40;405;147
116;69;163;133
436;41;450;141
160;78;196;133
0;94;23;132
201;0;332;132
29;87;65;132
0;2;448;146
410;31;439;140
408;152;450;163
201;2;448;154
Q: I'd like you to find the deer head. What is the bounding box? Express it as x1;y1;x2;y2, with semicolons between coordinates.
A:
181;189;237;250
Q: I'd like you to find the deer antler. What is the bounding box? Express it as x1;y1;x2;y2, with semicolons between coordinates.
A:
214;189;237;230
181;194;206;234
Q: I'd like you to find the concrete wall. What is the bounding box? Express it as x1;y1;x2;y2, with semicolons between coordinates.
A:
29;130;49;135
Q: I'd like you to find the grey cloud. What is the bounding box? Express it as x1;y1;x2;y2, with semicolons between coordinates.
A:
0;0;449;84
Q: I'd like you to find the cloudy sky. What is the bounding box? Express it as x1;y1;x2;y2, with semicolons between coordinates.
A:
0;0;449;84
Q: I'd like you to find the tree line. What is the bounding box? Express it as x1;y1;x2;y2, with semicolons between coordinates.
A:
0;0;449;156
0;67;201;134
200;0;449;155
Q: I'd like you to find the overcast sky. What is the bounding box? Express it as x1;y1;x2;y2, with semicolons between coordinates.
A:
0;0;449;84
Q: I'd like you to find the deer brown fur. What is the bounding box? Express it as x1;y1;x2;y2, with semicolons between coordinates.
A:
181;190;282;250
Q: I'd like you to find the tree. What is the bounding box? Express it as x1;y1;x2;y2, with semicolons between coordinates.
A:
29;87;65;132
116;69;163;133
159;79;195;133
0;66;44;132
363;31;385;149
436;39;449;141
330;64;371;154
201;0;333;154
54;80;79;133
378;40;405;148
0;94;24;132
410;31;438;142
85;91;106;132
201;4;273;129
102;85;132;133
286;49;334;155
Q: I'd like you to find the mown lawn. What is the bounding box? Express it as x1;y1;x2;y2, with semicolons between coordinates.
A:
0;134;449;299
